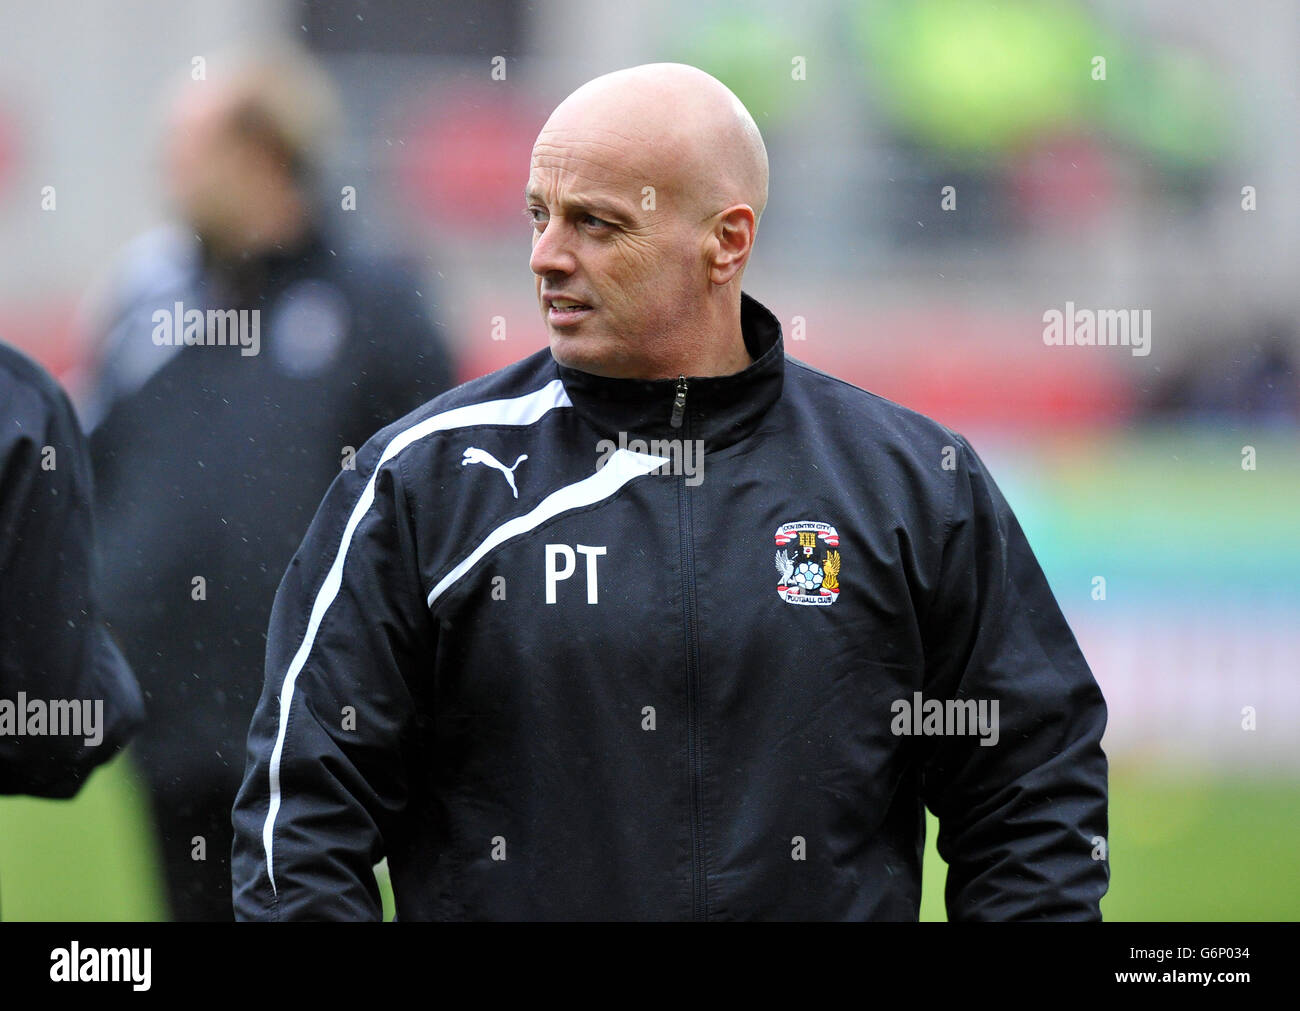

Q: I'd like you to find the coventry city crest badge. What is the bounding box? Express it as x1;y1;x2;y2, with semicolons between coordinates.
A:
774;521;842;606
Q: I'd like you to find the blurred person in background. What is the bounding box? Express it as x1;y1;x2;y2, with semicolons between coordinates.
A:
1;341;144;829
1143;317;1300;424
77;45;454;921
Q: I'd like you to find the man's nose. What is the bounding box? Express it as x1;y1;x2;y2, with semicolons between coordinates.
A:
529;220;576;277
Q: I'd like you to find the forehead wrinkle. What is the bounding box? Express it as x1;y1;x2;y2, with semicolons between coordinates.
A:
530;143;654;185
529;145;690;223
526;171;653;222
533;121;690;177
526;164;645;204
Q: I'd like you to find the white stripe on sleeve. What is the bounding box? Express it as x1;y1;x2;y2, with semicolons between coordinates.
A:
262;379;570;897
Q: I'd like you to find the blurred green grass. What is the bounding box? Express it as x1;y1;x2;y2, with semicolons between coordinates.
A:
0;752;164;920
920;759;1300;921
1;755;1295;920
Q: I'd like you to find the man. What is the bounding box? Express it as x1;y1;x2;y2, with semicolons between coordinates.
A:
82;47;453;920
1;342;143;801
232;63;1108;921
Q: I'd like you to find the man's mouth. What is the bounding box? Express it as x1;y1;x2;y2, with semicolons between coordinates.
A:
547;299;594;326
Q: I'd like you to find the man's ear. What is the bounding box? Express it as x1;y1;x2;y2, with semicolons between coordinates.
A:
707;205;757;286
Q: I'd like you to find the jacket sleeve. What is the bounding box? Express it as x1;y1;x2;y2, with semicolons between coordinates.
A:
0;352;144;797
231;433;435;920
917;432;1109;921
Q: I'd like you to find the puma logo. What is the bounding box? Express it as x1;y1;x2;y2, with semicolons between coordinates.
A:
461;447;528;498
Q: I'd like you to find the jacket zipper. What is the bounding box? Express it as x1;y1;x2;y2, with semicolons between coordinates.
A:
671;375;706;920
670;375;688;430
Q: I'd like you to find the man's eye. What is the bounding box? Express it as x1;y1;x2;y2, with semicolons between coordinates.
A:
524;207;547;228
581;214;609;229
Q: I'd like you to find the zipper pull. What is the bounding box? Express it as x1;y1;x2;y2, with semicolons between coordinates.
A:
670;375;688;429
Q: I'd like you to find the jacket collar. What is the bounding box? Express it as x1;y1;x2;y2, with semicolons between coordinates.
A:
553;291;785;454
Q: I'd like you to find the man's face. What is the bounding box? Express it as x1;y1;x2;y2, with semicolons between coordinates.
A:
527;124;705;379
163;90;270;243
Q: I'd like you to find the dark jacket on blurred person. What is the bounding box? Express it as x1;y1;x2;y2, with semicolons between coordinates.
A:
81;222;454;919
0;341;143;800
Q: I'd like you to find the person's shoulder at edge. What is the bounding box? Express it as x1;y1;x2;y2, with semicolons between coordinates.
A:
0;339;73;430
93;223;201;312
782;351;970;458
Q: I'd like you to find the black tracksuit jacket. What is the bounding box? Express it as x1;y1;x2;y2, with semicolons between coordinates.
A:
232;291;1109;921
0;341;143;798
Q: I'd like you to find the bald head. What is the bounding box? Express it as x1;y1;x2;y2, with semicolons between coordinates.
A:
528;64;769;380
541;63;768;226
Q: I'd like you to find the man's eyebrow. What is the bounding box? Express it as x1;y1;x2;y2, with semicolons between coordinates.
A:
524;188;637;222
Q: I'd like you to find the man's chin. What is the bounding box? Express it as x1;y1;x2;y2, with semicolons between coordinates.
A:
549;331;627;377
549;332;597;366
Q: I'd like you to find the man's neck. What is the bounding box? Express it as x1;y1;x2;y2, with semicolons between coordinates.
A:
673;298;752;378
